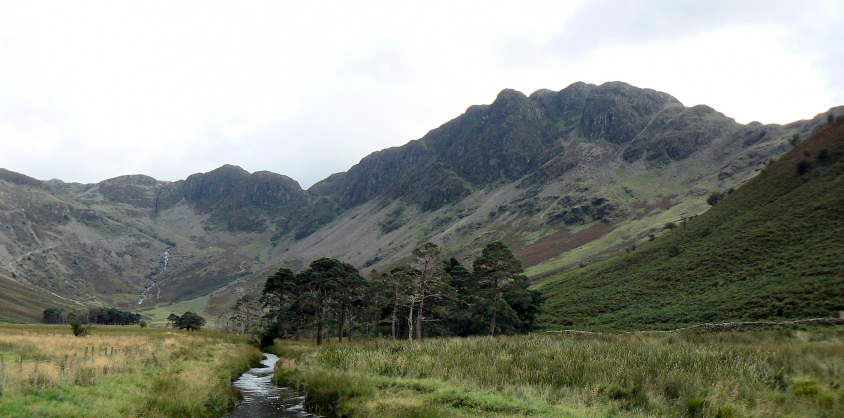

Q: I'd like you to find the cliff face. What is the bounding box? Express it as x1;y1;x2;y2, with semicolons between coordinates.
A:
310;82;737;215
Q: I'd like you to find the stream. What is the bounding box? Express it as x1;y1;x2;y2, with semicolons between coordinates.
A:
138;248;168;305
227;353;318;417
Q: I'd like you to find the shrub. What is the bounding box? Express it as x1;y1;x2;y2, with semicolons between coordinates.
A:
68;313;92;337
707;191;725;206
796;159;811;175
817;149;830;163
686;397;707;416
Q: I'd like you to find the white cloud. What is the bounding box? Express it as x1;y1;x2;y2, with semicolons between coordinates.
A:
0;1;841;187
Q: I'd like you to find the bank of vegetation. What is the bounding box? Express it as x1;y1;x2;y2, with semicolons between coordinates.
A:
270;328;844;417
0;324;261;417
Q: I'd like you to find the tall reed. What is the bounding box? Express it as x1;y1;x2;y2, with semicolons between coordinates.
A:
274;329;844;416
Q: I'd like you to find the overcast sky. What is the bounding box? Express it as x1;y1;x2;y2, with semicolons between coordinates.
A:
1;1;842;188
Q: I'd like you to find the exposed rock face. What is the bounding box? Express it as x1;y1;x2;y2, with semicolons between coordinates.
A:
307;81;790;218
97;175;162;208
163;165;307;212
151;165;309;232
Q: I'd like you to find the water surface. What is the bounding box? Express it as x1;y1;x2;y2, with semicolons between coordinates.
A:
227;353;318;417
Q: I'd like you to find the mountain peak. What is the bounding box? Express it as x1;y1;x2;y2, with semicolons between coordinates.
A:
206;164;251;178
98;174;161;187
491;88;532;110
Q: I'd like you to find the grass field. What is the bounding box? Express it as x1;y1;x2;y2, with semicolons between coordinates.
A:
271;328;844;417
0;324;261;417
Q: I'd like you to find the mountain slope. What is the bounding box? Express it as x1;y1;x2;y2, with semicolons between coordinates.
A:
536;117;844;330
0;81;840;323
279;82;836;276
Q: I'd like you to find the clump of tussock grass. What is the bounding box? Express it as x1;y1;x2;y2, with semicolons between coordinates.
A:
272;329;844;416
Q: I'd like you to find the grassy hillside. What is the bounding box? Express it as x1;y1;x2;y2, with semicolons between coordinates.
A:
0;274;80;323
537;118;844;330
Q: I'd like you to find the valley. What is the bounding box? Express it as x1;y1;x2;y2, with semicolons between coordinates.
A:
0;81;840;325
0;82;842;417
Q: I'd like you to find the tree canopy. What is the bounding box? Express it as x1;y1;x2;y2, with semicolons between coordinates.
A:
173;311;206;331
257;241;543;345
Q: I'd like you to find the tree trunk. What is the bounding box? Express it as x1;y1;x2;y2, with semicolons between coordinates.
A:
392;290;400;340
391;309;397;340
338;303;346;343
373;290;380;339
416;288;425;340
349;313;355;341
316;312;323;346
490;293;499;336
407;301;414;341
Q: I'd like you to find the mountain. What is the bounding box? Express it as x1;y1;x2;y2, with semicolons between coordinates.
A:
0;81;840;323
285;82;837;276
536;116;844;330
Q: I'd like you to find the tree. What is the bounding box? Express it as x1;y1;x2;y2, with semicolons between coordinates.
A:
259;267;302;341
473;241;525;336
231;293;263;334
443;258;483;337
334;260;368;342
411;242;442;340
303;258;345;345
388;264;414;340
261;267;298;316
367;269;389;338
166;313;178;328
68;311;92;337
175;311;206;331
43;308;67;324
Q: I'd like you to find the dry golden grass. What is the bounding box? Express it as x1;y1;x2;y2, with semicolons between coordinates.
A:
0;324;261;417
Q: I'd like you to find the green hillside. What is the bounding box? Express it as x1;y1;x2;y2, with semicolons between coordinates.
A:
0;274;79;323
537;117;844;330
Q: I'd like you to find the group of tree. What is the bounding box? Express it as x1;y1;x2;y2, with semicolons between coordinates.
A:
256;240;543;346
166;311;207;331
218;293;263;334
43;307;68;324
43;307;141;326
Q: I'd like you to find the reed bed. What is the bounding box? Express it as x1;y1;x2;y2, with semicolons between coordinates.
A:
273;328;844;416
0;324;261;417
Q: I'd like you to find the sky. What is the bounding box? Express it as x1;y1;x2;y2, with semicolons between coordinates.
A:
1;1;842;188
